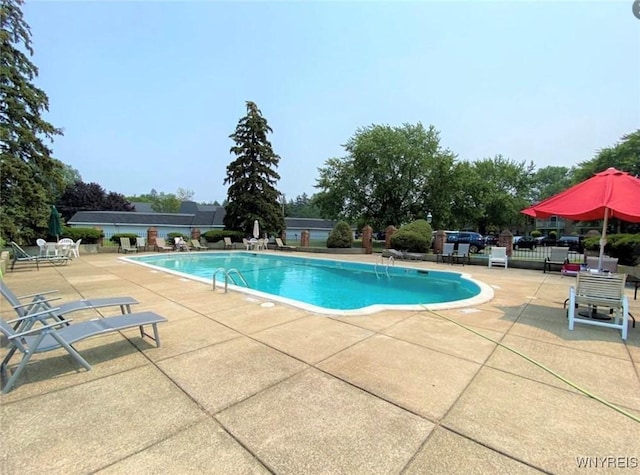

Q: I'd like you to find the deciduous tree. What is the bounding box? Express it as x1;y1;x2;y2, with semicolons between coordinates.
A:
315;123;458;231
57;181;134;221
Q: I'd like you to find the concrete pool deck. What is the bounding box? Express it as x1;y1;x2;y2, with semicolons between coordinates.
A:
1;251;639;473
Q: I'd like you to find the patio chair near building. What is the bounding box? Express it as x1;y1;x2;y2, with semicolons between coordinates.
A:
191;239;207;251
10;242;68;271
119;237;138;254
275;237;296;251
154;237;173;252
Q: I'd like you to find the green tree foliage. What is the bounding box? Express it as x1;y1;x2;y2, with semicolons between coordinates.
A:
286;193;322;218
462;156;535;234
573;130;640;182
0;0;66;243
529;166;573;202
223;101;285;237
389;219;432;253
57;181;134;221
315;123;457;231
326;221;354;248
127;189;181;213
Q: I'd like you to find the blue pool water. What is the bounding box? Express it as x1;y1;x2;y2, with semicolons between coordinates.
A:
125;252;490;314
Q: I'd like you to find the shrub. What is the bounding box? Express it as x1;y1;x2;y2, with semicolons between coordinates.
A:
583;233;640;266
326;221;354;248
110;233;139;245
389;219;432;252
390;231;429;253
531;230;542;238
548;230;558;239
62;227;104;244
202;229;244;243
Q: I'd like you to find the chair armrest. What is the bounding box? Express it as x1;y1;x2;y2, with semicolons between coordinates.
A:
17;289;59;299
11;296;61;310
9;318;73;339
6;306;64;324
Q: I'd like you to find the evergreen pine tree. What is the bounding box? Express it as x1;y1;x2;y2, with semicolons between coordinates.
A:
1;0;65;243
223;101;285;237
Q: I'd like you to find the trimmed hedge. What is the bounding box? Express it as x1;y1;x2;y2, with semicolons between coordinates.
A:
327;221;354;248
60;227;104;244
389;219;433;253
583;233;640;266
109;233;140;245
202;229;244;243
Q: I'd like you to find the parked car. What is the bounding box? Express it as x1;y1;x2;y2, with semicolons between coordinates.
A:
512;236;537;250
534;235;557;247
445;231;485;254
484;235;499;246
556;235;584;253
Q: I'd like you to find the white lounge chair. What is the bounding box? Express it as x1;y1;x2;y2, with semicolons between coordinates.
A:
488;247;508;269
154;237;173;252
119;237;138;254
568;271;629;340
275;237;296;251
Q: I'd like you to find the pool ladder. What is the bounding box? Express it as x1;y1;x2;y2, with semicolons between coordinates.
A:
374;255;394;278
212;267;250;293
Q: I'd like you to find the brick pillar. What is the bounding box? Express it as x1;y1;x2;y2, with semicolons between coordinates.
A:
147;227;158;247
94;226;104;246
434;230;447;254
384;225;397;249
498;229;514;257
301;230;310;247
361;225;373;254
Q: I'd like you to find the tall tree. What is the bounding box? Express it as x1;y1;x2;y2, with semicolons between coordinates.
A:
315;123;459;231
1;0;66;243
57;181;134;221
465;156;535;234
223;101;285;236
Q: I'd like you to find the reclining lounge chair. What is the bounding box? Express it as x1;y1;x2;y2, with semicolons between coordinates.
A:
0;280;139;327
10;242;69;271
1;309;167;393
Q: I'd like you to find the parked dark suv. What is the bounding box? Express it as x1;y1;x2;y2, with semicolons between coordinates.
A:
445;231;486;254
557;235;584;253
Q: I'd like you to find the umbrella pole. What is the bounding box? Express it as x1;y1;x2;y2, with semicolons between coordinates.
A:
598;208;609;271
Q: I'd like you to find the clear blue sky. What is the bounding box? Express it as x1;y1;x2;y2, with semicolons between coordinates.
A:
25;0;639;204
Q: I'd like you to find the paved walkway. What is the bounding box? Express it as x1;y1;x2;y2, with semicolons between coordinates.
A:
1;252;639;474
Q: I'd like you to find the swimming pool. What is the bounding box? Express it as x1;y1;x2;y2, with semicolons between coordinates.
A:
124;252;493;315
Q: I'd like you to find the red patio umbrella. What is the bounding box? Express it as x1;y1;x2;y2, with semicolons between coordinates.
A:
522;167;640;270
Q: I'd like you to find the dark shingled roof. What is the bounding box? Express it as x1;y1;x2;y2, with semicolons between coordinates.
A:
68;209;338;230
